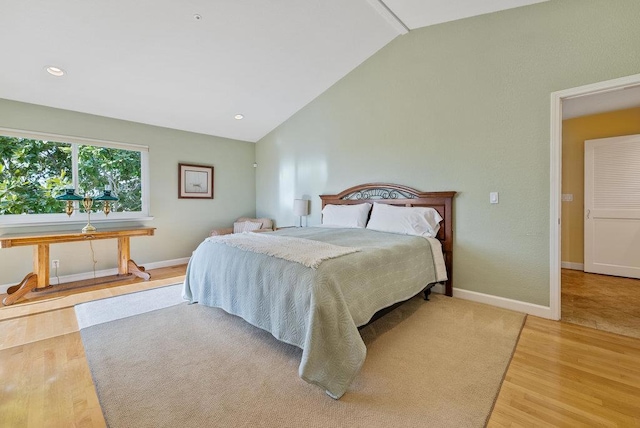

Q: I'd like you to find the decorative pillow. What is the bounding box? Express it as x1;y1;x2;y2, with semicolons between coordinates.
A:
366;202;443;238
233;221;263;233
237;217;273;231
321;203;372;228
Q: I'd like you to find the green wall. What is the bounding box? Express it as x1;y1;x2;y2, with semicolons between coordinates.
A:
256;0;640;306
0;99;256;286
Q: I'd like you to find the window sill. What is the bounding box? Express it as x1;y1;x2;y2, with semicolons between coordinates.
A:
0;216;155;230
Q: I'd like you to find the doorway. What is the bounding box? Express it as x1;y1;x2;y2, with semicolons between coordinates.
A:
550;73;640;321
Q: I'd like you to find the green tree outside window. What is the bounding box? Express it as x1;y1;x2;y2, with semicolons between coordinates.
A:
1;136;142;215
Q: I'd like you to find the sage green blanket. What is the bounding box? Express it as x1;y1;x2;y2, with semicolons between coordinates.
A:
183;227;438;399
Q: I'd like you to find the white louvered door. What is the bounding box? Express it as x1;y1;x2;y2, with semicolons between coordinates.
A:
584;134;640;278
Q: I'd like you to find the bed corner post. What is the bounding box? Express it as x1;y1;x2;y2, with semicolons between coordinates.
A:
445;251;453;297
444;193;454;297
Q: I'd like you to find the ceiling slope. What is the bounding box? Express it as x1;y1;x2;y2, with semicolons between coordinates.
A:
1;0;555;142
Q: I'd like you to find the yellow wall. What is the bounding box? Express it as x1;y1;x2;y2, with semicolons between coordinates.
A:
562;106;640;264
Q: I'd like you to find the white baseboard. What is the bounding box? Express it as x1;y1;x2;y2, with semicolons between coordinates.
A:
453;288;554;319
561;261;584;271
0;257;190;295
432;283;553;319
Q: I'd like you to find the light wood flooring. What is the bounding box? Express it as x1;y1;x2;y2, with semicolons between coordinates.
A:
1;266;639;427
0;265;186;427
561;268;640;339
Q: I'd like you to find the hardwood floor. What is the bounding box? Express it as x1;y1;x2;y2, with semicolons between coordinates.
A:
0;265;185;427
488;317;640;426
561;268;640;339
1;266;639;427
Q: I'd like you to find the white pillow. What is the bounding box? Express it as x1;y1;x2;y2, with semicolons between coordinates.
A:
366;203;443;238
233;221;263;233
321;203;372;228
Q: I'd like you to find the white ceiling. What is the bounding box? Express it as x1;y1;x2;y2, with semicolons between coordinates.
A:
563;85;640;119
1;0;549;143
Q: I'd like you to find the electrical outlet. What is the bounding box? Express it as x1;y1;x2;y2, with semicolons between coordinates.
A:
52;259;60;269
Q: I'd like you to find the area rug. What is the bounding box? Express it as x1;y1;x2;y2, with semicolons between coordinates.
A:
75;283;184;329
79;291;525;428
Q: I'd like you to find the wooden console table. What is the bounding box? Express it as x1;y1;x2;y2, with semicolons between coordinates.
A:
1;227;156;306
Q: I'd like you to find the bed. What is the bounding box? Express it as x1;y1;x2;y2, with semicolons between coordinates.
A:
183;183;455;399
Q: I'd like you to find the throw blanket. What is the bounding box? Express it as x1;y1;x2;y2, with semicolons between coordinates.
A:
206;232;360;269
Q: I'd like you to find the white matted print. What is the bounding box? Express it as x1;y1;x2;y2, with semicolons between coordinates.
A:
178;163;214;199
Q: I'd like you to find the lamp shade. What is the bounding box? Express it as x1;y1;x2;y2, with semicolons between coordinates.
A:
55;188;83;201
293;199;310;216
94;190;119;202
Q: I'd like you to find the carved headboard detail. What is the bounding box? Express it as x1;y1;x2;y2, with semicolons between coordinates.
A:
320;183;456;296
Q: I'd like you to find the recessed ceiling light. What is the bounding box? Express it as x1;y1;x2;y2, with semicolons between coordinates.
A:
45;66;65;77
234;114;244;120
193;14;202;21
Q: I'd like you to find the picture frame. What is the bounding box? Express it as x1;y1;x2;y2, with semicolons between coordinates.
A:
178;163;214;199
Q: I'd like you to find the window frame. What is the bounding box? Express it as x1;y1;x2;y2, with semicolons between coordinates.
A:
0;127;151;228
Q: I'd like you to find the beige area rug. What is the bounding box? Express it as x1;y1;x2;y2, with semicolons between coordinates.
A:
80;294;525;428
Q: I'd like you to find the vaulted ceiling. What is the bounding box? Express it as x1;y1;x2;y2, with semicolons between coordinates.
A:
1;0;550;142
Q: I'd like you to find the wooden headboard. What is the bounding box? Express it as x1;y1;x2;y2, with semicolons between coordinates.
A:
319;183;456;297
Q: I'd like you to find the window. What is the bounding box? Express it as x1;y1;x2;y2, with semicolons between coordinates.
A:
0;128;149;226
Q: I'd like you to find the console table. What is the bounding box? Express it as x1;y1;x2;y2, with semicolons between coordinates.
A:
1;227;156;306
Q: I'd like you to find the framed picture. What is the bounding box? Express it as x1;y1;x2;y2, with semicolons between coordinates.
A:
178;163;214;199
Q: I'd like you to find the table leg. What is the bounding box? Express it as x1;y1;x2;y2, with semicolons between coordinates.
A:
117;237;130;275
2;244;51;306
128;260;151;281
117;237;151;281
34;244;50;289
3;273;38;305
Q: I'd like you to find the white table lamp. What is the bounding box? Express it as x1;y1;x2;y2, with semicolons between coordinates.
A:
293;199;310;227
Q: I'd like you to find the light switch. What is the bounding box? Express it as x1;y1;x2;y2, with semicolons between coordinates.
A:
490;192;499;204
561;194;573;202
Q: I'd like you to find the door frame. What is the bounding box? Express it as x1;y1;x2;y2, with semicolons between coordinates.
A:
549;73;640;320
